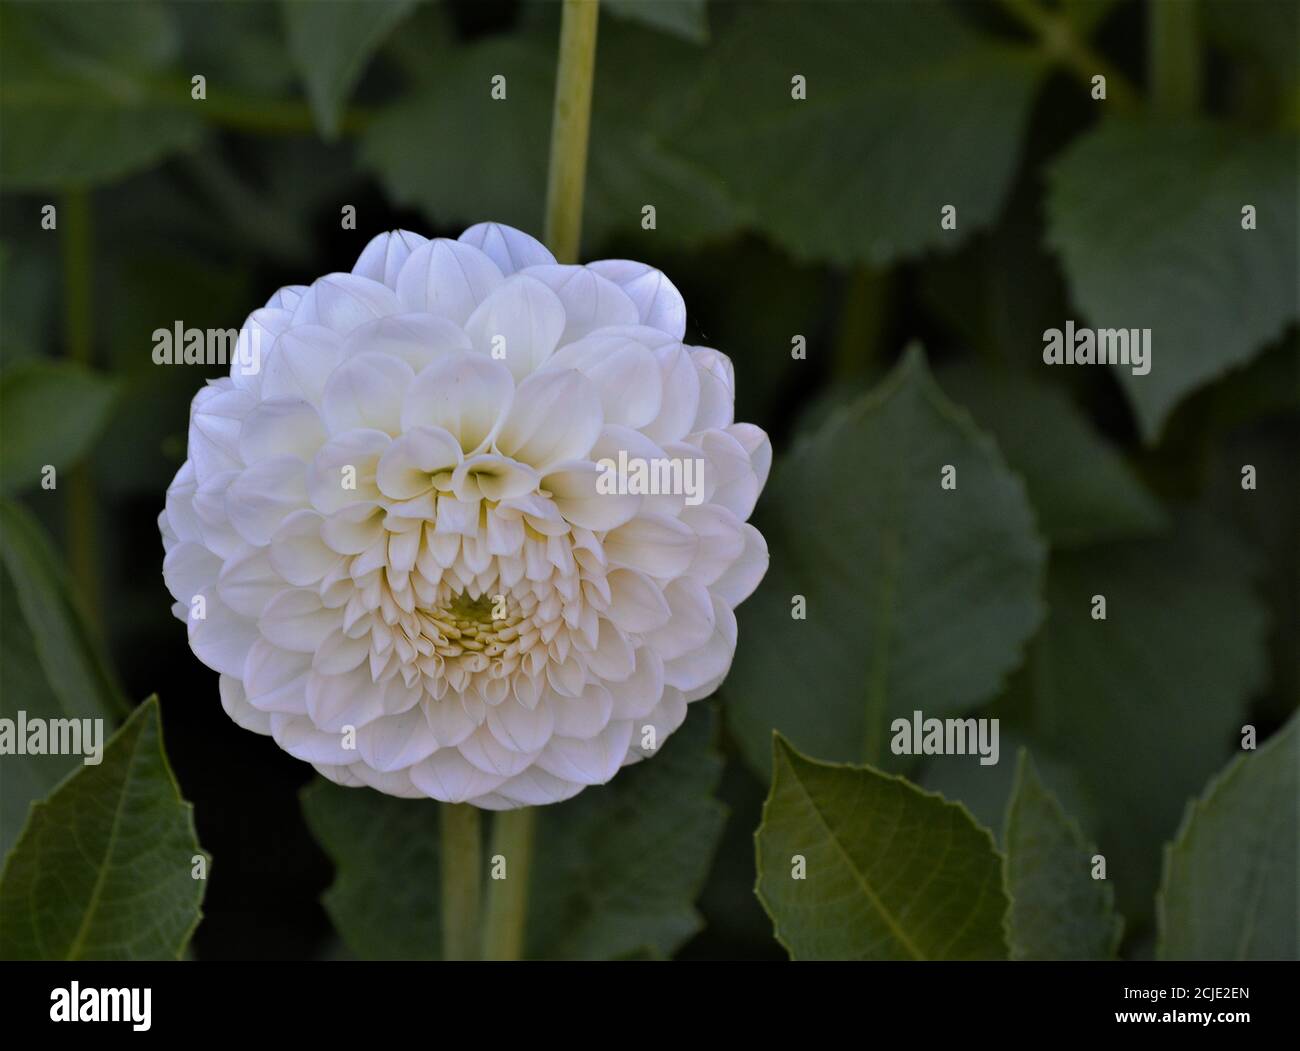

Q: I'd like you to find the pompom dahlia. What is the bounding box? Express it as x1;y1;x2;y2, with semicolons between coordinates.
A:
160;223;769;808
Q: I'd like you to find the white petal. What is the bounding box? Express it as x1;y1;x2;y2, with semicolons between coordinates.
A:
243;639;311;714
642;343;701;444
408;748;507;802
486;696;555;753
402;352;514;453
691;347;735;431
163;541;221;607
217;546;283;618
679;504;745;586
352;229;428;287
543;461;641;531
460;725;539;776
188;588;258;677
320;502;386;554
321;352;413;436
604;512;696;579
225;457;308;546
548;684;613;740
458;222;555;275
489;767;586;807
604;569;672;633
728;421;772;494
306;666;386;731
189;386;252;481
536;720;634;785
376;426;463;499
464;274;566;381
628;688;688;759
271;714;354;765
239;398;326;464
545;329;663;427
645;577;715;660
343;313;471;372
269;509;341;586
394;238;504;323
663;595;736;692
585;259;686;338
357;706;441;771
424;697;477;747
219;675;272;735
259;588;340;652
607;646;665;719
701;429;759;520
164;461;202;542
450;453;538;502
259;325;343;404
496;369;602;472
307;429;390;512
231;308;291;396
264;286;308;311
292;272;403;333
712;522;769;606
519;264;639;344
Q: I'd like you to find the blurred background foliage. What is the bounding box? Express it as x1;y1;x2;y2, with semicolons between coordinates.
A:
0;0;1295;960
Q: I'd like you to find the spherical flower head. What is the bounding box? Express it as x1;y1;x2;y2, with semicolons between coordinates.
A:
160;223;770;808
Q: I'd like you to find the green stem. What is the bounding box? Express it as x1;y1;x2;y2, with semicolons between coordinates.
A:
996;0;1139;110
832;266;891;384
481;808;536;960
1148;0;1200;115
61;189;99;624
543;0;601;263
440;803;482;960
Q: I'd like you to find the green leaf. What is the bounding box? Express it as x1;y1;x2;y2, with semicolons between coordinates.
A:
726;348;1046;777
604;0;709;44
1003;750;1123;960
302;706;725;960
361;22;743;251
1046;119;1299;441
0;361;118;495
1020;516;1269;922
1158;715;1298;961
0;567;79;858
937;363;1166;547
0;697;207;960
670;2;1046;264
525;704;726;959
0;1;204;188
756;736;1009;960
300;776;444;961
0;499;127;721
280;0;418;140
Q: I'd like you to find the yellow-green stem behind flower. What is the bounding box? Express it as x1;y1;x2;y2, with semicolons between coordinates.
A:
543;0;600;264
440;803;482;960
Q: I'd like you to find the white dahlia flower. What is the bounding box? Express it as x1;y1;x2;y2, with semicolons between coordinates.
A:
160;223;769;808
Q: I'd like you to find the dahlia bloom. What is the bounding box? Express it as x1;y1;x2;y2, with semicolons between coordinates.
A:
160;223;769;808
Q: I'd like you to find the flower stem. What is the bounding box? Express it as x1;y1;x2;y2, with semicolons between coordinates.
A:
1148;0;1200;115
543;0;601;264
440;803;482;960
481;808;536;960
61;188;100;625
